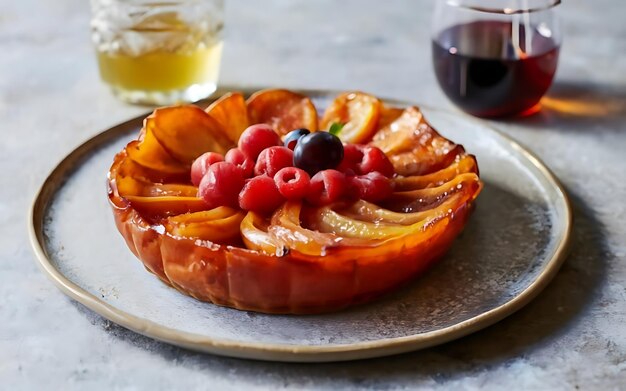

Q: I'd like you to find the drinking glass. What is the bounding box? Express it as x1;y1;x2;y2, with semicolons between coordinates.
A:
432;0;561;117
91;0;224;105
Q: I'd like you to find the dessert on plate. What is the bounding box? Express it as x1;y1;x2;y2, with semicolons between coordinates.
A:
107;89;482;314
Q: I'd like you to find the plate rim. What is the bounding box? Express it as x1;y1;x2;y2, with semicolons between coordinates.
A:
28;88;572;362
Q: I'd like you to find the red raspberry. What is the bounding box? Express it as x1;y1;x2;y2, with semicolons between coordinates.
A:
349;171;393;203
306;169;346;206
274;167;311;200
342;169;360;201
239;175;285;214
238;124;281;160
225;148;255;178
336;144;364;173
358;146;395;177
190;152;224;186
337;144;395;177
198;162;245;209
254;146;294;177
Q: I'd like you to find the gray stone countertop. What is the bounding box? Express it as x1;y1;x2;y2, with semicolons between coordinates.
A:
1;0;625;389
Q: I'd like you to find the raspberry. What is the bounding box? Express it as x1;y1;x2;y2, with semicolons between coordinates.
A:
225;148;255;178
306;169;346;206
336;144;364;174
198;162;245;209
239;175;285;214
238;124;281;160
359;146;395;177
190;152;224;186
337;144;394;177
254;146;294;177
274;167;311;200
349;171;393;203
342;169;360;201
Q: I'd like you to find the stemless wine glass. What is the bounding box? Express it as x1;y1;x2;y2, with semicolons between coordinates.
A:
91;0;224;105
432;0;561;117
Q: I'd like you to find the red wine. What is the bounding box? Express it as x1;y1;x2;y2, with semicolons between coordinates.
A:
432;21;559;117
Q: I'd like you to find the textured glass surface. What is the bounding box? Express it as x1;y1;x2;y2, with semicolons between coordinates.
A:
90;0;224;104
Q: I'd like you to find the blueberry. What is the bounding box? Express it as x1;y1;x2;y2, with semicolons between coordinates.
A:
294;132;344;175
284;128;310;150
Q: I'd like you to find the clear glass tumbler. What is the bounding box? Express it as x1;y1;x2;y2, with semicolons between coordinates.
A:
91;0;224;105
432;0;561;117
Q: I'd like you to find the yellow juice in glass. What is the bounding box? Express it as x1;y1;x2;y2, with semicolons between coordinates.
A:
97;41;222;92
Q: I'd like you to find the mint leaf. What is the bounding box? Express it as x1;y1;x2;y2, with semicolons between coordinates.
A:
329;122;345;136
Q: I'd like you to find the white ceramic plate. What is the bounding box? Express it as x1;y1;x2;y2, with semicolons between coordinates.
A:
30;89;571;362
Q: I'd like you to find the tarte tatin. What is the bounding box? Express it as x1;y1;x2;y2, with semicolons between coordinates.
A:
107;89;482;314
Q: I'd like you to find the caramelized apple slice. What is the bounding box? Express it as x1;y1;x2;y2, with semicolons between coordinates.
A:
371;106;424;153
320;92;381;144
166;207;245;243
267;202;352;256
125;195;207;219
247;89;318;136
113;151;190;187
340;190;470;225
126;118;190;174
377;105;404;131
116;175;198;197
370;107;464;176
385;173;481;212
144;184;198;197
268;202;376;256
314;206;432;239
152;105;234;164
393;154;478;191
341;200;436;225
205;92;249;144
167;206;237;222
387;145;465;177
114;174;145;197
240;211;282;255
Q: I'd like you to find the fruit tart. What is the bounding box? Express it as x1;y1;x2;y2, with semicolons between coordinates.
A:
107;89;482;314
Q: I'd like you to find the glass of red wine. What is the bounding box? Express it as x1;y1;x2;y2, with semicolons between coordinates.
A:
432;0;561;118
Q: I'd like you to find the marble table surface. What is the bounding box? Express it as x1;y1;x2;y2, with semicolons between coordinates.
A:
2;0;625;389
